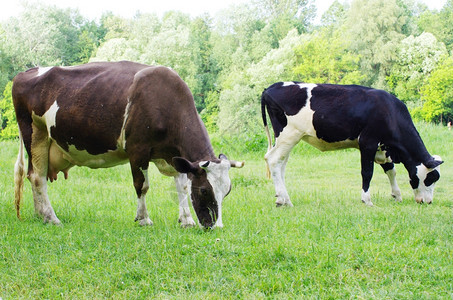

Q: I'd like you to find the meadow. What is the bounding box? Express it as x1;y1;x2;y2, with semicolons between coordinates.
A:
0;122;452;299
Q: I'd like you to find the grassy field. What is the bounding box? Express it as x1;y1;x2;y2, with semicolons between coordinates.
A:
1;122;452;299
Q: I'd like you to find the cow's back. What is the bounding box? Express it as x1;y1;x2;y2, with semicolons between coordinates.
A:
13;61;149;155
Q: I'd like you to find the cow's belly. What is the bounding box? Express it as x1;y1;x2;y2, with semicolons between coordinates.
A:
302;135;359;151
286;107;359;151
49;139;128;169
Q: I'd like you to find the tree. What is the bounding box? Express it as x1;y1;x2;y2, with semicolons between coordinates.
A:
345;0;410;88
0;25;14;93
217;29;304;136
1;2;105;71
320;0;348;28
0;81;18;140
387;32;447;103
415;56;453;123
418;0;453;51
189;15;218;111
293;29;364;84
255;0;316;35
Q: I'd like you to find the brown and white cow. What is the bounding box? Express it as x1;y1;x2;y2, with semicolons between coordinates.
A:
261;82;442;207
12;61;243;228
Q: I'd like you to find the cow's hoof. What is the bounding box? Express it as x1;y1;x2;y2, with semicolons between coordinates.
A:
361;199;374;207
275;198;294;207
136;217;153;226
43;215;61;225
179;216;196;228
391;193;402;202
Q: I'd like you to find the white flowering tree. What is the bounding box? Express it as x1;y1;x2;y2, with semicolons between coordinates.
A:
387;32;448;103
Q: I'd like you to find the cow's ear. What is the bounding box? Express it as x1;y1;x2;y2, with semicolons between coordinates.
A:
172;157;199;174
219;153;228;160
424;156;443;169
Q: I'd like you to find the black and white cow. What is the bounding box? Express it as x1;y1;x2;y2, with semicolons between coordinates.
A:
261;82;443;207
12;61;243;228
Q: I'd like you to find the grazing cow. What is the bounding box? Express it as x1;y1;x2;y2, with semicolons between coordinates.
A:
261;82;443;207
12;61;243;228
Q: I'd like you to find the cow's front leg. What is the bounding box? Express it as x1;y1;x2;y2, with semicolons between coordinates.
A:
130;163;153;226
174;173;196;227
380;162;402;202
360;148;376;207
265;145;293;207
29;125;60;224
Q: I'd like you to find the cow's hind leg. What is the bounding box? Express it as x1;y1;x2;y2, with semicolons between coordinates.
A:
380;162;402;202
359;141;378;207
265;130;299;207
29;124;60;224
174;173;196;227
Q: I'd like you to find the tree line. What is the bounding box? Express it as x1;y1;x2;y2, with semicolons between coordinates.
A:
1;0;452;140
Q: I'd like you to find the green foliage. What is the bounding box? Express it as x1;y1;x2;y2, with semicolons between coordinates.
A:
201;91;220;132
387;32;447;103
293;29;365;84
345;0;411;88
416;56;453;123
0;81;18;140
1;3;104;72
0;0;452;135
217;29;304;137
418;0;453;51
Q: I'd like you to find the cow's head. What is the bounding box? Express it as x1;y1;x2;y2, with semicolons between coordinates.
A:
173;154;244;228
409;155;443;204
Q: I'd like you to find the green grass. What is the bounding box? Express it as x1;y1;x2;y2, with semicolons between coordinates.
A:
1;122;452;298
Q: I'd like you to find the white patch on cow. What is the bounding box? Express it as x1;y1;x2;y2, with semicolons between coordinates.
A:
375;143;392;164
361;190;373;206
384;167;402;202
118;100;132;149
136;168;152;226
42;100;59;135
201;159;231;228
296;82;317;95
37;67;53;77
152;159;178;176
174;173;196;227
29;172;61;224
283;81;295;86
413;159;441;204
56;144;128;169
284;83;359;152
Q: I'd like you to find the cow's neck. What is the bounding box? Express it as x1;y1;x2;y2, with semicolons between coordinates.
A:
398;124;432;166
179;119;216;162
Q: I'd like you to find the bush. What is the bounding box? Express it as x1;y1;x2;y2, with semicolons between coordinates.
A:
0;81;18;140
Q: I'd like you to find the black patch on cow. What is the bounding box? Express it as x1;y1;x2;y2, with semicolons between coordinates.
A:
310;84;374;143
262;82;308;138
410;176;419;189
424;170;440;187
266;83;308;116
380;162;394;172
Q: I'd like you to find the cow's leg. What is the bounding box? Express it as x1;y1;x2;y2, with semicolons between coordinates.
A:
380;162;402;202
359;146;377;207
130;161;153;226
265;133;298;207
29;124;60;224
174;173;196;227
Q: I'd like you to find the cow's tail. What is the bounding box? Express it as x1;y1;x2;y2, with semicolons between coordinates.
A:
14;130;25;220
261;91;272;179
